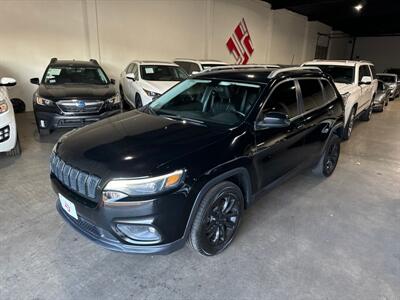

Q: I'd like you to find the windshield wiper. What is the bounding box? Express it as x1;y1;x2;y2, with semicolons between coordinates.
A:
158;113;206;126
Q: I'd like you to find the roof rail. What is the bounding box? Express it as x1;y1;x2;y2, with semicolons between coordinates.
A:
268;66;322;79
50;57;57;63
202;64;280;73
89;59;99;65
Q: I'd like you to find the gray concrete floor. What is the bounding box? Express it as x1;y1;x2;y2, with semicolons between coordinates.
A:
1;102;400;300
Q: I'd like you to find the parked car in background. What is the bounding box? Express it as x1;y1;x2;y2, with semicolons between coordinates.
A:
377;73;399;99
302;60;378;140
373;80;390;112
0;77;21;156
51;66;344;256
120;61;187;109
31;58;120;136
174;59;228;74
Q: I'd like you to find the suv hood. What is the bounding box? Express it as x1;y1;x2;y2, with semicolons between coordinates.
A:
56;111;228;179
38;84;115;101
334;82;356;95
141;80;180;94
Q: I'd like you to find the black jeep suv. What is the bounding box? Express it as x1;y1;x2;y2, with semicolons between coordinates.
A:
31;58;121;135
50;66;344;256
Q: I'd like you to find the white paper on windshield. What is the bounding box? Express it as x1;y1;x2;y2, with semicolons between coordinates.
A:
145;67;155;74
47;68;62;76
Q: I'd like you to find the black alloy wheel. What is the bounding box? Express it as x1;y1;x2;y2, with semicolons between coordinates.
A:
323;142;340;177
189;181;244;256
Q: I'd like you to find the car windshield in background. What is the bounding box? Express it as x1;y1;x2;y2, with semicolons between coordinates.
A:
149;79;262;126
377;75;396;83
140;65;188;81
201;64;226;70
308;65;355;84
43;67;109;85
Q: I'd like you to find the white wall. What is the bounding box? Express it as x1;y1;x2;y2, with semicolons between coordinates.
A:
352;36;400;72
0;0;348;111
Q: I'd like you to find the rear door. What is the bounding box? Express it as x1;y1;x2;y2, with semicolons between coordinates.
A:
298;78;341;161
253;80;309;188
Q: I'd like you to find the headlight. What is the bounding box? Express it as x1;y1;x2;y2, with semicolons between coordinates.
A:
106;94;120;104
35;96;53;106
143;89;161;98
0;100;8;114
103;170;184;202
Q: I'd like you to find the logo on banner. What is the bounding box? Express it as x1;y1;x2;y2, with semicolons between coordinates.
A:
226;18;254;65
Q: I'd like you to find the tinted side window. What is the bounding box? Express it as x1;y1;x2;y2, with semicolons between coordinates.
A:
132;64;139;79
321;80;337;102
369;65;376;79
175;62;189;74
299;79;325;111
263;81;299;119
189;63;201;74
359;65;371;80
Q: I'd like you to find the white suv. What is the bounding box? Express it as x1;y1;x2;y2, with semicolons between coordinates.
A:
302;60;378;139
0;77;20;156
119;61;188;109
174;59;228;74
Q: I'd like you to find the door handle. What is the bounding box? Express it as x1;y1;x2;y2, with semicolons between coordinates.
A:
296;123;305;130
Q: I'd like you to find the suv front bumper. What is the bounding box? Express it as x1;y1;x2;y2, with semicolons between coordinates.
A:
51;175;191;254
0;108;17;153
35;109;120;131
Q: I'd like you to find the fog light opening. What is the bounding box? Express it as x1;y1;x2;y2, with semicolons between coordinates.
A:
116;223;161;244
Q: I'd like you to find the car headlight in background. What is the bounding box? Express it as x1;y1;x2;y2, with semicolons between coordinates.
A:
106;94;120;105
0;100;8;114
35;96;53;106
143;89;161;98
102;170;184;203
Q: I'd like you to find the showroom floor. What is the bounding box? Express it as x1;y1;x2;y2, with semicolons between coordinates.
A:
1;103;400;300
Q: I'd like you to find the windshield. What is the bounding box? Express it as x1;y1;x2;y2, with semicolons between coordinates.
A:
377;75;396;83
140;65;188;81
307;64;355;84
201;64;227;70
149;79;262;126
43;66;109;85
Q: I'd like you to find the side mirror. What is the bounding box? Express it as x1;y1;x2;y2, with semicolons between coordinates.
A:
126;73;136;81
30;78;40;85
0;77;16;87
359;76;372;85
256;112;290;129
110;79;115;84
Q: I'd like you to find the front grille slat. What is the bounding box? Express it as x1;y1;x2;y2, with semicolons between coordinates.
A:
57;100;103;114
51;154;101;202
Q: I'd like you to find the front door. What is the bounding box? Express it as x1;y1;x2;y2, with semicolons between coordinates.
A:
253;80;309;189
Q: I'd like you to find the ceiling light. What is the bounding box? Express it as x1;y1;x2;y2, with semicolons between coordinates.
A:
354;4;363;11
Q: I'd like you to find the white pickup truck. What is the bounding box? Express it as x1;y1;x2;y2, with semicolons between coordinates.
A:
302;60;378;139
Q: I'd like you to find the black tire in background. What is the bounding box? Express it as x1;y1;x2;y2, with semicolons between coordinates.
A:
11;98;26;113
188;181;244;256
135;94;143;109
360;100;373;121
343;106;356;140
120;86;131;111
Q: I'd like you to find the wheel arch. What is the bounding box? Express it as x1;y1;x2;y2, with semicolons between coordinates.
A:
183;167;252;240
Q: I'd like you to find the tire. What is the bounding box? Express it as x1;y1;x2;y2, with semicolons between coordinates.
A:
7;136;21;156
313;139;340;177
135;94;143;109
343;107;356;140
188;181;244;256
120;86;131;111
385;99;389;106
360;100;373;121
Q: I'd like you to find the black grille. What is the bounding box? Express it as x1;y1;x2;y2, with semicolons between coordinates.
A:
57;100;103;114
50;153;101;201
